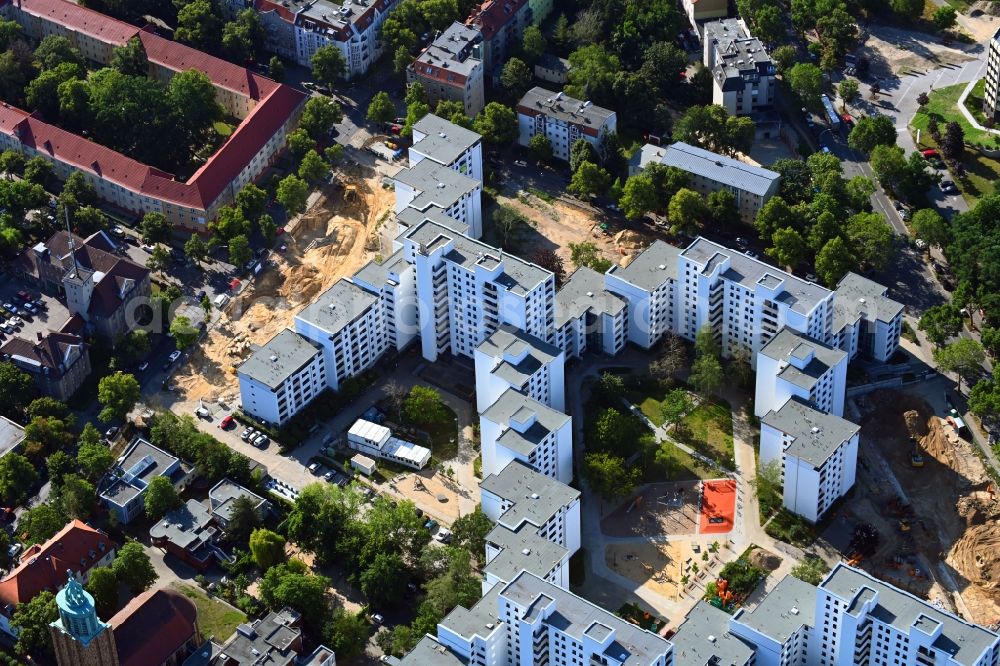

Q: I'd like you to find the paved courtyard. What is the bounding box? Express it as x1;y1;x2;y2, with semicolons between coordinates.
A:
601;481;700;539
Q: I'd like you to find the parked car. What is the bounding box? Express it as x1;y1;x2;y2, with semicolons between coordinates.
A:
241;427;254;441
16;290;30;301
254;434;269;448
195;406;211;419
841;113;855;128
105;426;119;441
434;528;452;544
921;148;939;159
940;180;958;194
22;302;36;314
137;361;149;372
372;613;385;625
513;160;528;167
219;415;234;429
323;471;334;482
424;519;438;531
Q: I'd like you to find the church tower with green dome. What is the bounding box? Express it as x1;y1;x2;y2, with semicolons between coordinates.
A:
50;571;120;666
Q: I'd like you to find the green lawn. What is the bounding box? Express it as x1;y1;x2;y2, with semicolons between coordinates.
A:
910;126;1000;205
171;583;245;641
676;401;734;465
389;403;460;462
213;121;235;138
911;82;996;149
659;440;722;481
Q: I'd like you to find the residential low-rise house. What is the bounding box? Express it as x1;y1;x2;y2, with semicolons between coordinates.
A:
474;324;566;413
208;478;270;528
604;240;682;350
759;397;859;523
214;608;305;666
408;23;485;117
479;387;572;483
755;329;848;418
516;87;617;162
238;329;325;427
149;500;218;572
533;54;570;84
683;0;728;27
350;453;377;476
635;142;780;224
347;418;431;469
0;520;115;637
831;272;904;363
99;438;195;525
553;266;627;359
0;330;90;401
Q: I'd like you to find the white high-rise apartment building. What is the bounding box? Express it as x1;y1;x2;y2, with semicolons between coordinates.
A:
812;564;1000;666
397;221;555;363
729;572;817;666
294;279;389;391
483;523;570;593
677;238;835;364
984;26;1000;122
553;267;627;359
237;329;325;426
410;114;485;188
474;325;566;413
605;240;682;349
393;159;484;240
350;251;419;353
760;397;860;523
479;388;572;483
755;329;848;418
832;272;904;363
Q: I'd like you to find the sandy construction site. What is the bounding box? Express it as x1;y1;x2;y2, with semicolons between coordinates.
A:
169;171;395;405
846;390;1000;626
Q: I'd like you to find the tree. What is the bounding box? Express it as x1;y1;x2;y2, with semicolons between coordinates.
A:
890;0;924;15
360;551;408;605
787;63;823;109
324;609;370;661
11;590;57;658
113;541;158;595
175;0;222;50
706;189;739;227
77;440;116;482
583;451;639;499
768;227;808;269
184;235;208;267
568;161;611;198
226;495;262;543
0;149;23;179
403;386;449;425
668;187;708;236
941;121;965;162
673;104;754;156
500;57;532;99
815;236;853;287
299;96;342;141
26;397;67;422
26;62;83;118
324;144;345;165
619;174;657;221
982;327;1000;358
0;452;36;504
970;378;1000;419
260;559;330;631
450;506;493;559
521;25;546;65
110;37;147;76
312;45;346;87
530;249;565;286
23;156;52;188
286;128;314;157
367;91;395;125
227;235;252;270
57;474;96;520
570;139;597;173
790;556;831;585
144;476;181;520
268;55;286;82
18;502;63;544
846;211;894;271
569;242;612;273
222;8;264;63
848;114;897;154
249;528;287;569
838;78;859;110
528;133;553;163
690;351;724;396
919;303;964;348
473;102;517;145
649;333;688;381
869;144;908;192
299;149;328;183
210;206;251;243
752;4;785;45
98;372;140;423
660;389;692;429
170;69;222;145
145;245;170;274
139;211;170;244
276;175;309;214
932;5;957;31
86;568;118;619
0;361;33;418
772;44;796;73
934;338;985;391
566;44;620;105
592;408;642;455
35;35;83;71
0;18;22;53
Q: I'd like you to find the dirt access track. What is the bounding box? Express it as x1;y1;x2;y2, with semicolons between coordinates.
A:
850;390;1000;626
166;168;395;406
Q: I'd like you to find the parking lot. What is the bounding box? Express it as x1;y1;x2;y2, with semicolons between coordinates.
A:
0;276;71;344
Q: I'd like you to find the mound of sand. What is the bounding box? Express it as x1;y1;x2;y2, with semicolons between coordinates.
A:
904;410;927;439
949;524;1000;589
749;548;782;572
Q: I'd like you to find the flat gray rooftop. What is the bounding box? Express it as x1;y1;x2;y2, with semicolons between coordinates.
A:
833;271;904;330
402;220;550;295
296;279;378;337
394;205;469;237
670;601;754;666
394;158;480;212
209;479;267;523
731;574;816;644
554;266;626;328
480;460;579;531
763;398;859;468
484;523;568;584
411;112;481;166
238;329;321;390
517;86;615;128
607;240;682;292
148;499;214;553
478;324;562;387
663;143;778;196
0;416;25;458
217;609;302;666
759;329;846;391
413;22;482;82
399;636;467;665
439;580;502;642
351;250;410;292
483;388;569;456
500;571;672;665
821;564;1000;666
682;237;831;316
101;438;181;506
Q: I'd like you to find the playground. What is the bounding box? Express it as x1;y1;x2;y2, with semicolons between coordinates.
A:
601;481;701;539
699;479;737;535
605;539;733;602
